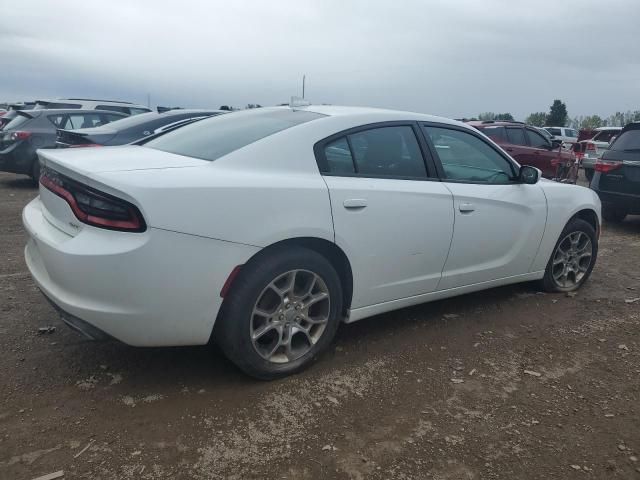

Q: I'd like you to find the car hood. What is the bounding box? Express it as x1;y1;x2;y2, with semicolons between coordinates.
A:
37;145;208;176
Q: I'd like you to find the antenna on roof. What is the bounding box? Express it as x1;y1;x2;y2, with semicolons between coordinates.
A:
290;96;310;110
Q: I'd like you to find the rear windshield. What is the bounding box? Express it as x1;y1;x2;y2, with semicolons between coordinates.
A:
145;109;325;161
610;129;640;151
100;112;161;130
3;113;33;130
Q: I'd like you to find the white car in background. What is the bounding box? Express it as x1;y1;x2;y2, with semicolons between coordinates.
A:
579;127;623;181
23;106;601;379
544;126;578;145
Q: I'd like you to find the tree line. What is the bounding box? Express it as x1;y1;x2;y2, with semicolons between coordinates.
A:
473;100;640;130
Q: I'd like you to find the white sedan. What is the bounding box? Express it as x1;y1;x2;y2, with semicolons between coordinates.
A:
23;105;601;379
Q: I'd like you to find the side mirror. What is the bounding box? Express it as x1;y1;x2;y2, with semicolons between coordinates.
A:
519;165;540;184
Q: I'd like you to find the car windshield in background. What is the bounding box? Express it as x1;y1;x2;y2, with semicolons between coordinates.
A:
593;130;619;143
145;109;326;161
3;113;34;130
480;126;506;142
610;129;640;151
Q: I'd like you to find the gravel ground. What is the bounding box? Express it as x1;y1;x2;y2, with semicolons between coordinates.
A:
1;172;639;480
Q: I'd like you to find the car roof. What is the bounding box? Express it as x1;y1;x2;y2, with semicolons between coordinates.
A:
35;98;149;109
288;105;464;127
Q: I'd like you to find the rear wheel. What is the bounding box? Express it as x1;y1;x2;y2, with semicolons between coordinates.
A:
540;218;597;293
602;204;627;223
215;246;342;380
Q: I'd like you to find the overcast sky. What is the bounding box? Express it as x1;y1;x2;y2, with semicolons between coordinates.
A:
1;0;638;120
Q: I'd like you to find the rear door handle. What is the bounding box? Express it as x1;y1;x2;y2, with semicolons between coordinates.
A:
459;202;475;213
343;198;368;209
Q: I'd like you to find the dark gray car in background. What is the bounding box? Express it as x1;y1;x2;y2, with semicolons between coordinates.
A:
0;109;126;184
56;109;224;148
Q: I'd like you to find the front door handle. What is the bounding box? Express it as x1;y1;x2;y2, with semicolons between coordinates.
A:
459;202;475;213
343;198;368;209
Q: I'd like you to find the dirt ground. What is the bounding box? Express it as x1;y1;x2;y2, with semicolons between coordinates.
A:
1;171;639;480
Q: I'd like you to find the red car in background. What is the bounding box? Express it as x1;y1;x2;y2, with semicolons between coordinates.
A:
467;120;574;179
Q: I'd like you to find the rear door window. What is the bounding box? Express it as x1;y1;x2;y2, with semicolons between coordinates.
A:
610;129;640;151
505;127;527;146
323;137;356;174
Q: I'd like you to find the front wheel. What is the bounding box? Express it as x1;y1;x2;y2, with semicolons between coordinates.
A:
214;246;343;380
540;218;597;293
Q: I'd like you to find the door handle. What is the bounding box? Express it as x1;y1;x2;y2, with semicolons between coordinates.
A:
459;202;475;213
343;198;367;209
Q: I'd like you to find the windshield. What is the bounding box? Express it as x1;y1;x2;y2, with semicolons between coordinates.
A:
610;129;640;151
145;109;325;161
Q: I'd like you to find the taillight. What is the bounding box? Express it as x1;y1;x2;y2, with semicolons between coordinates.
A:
586;143;596;151
10;131;31;141
40;167;146;232
594;159;623;173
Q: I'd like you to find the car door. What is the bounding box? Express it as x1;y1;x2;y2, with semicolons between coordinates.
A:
421;124;547;290
503;126;530;163
316;123;455;309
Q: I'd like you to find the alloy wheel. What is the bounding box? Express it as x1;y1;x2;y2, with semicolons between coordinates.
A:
551;231;593;288
250;269;330;364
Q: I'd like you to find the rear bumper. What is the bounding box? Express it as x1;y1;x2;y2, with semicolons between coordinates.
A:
23;196;260;346
592;189;640;213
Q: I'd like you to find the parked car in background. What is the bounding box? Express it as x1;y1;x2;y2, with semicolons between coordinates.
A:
590;122;640;222
34;98;151;116
467;120;573;179
0;109;126;183
543;126;578;147
24;106;600;379
7;102;36;111
0;111;19;130
576;127;623;181
56;109;224;148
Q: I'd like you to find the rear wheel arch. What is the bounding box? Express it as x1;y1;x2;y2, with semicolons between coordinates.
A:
223;237;353;317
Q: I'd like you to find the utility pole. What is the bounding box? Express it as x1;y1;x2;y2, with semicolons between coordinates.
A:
302;75;306;99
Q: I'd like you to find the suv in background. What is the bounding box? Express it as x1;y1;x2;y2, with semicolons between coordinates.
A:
576;127;622;181
0;109;126;183
33;98;151;116
467;120;573;179
543;126;578;148
590;122;640;222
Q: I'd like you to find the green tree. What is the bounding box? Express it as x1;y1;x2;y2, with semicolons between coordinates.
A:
478;112;496;121
545;100;568;126
580;115;603;129
494;113;514;121
526;112;548;127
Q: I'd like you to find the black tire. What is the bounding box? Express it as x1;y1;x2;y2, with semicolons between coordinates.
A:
29;160;40;187
584;168;594;182
540;218;598;293
602;204;627;223
214;246;343;380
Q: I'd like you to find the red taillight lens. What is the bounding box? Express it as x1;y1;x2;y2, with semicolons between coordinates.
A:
40;167;146;232
594;159;623;173
586;143;596;151
10;131;31;141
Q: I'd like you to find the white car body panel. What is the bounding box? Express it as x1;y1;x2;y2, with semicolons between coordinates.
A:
437;182;547;289
24;106;601;347
325;176;454;308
